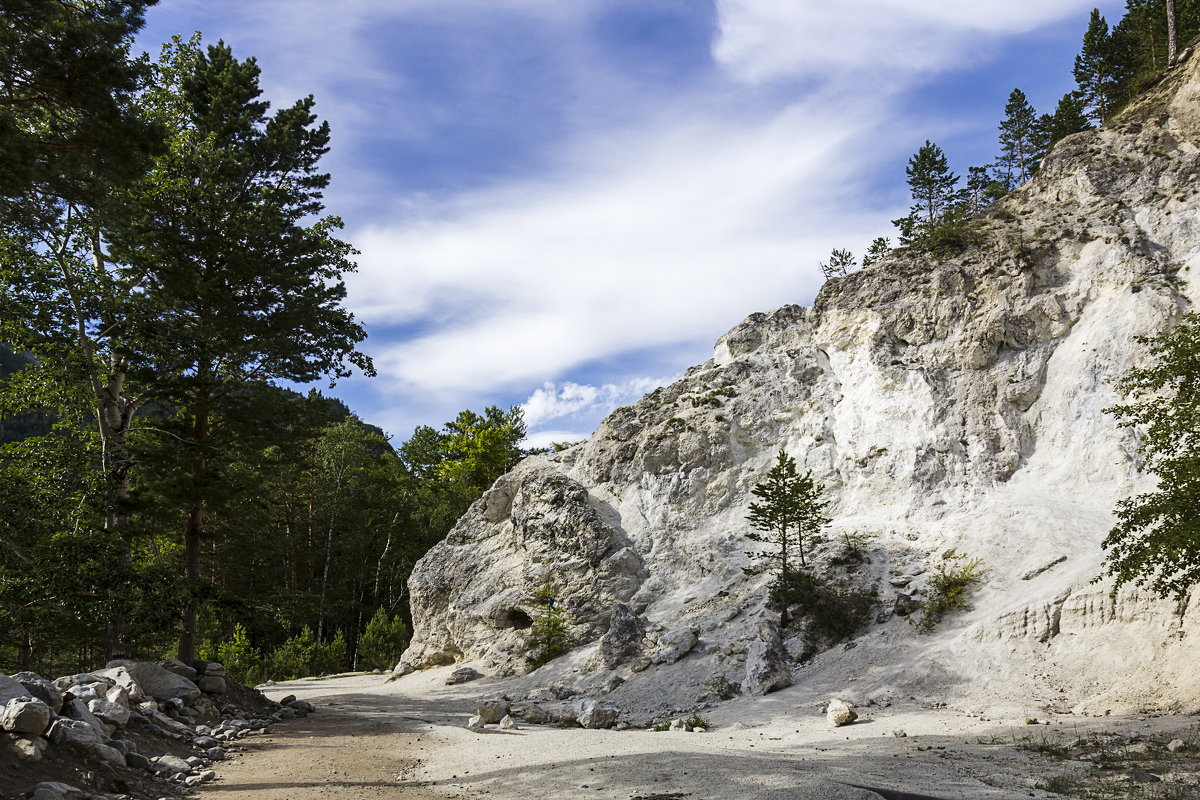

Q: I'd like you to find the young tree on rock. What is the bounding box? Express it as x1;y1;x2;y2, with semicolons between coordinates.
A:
1040;92;1093;149
819;248;856;280
861;237;891;267
1101;313;1200;600
997;89;1042;185
745;450;830;628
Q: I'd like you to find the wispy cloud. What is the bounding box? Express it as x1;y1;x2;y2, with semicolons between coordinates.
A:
140;0;1122;441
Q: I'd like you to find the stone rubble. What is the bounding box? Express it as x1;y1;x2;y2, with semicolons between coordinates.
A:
2;659;309;800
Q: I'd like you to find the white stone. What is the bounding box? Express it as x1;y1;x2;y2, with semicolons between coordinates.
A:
827;699;858;727
498;714;517;730
467;714;484;730
0;697;51;734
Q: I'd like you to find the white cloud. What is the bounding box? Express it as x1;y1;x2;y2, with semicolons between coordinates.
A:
522;377;671;428
713;0;1107;84
349;88;904;399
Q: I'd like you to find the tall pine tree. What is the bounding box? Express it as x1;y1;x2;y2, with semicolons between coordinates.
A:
1074;9;1117;123
997;89;1042;185
108;36;374;662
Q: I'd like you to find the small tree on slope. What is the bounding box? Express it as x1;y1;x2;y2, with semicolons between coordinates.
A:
745;450;831;628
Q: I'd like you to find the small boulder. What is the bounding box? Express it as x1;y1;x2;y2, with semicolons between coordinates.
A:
476;697;510;724
1;732;48;762
1168;739;1186;753
651;627;698;665
741;623;792;696
574;698;620;729
120;661;200;703
0;673;31;705
466;714;484;730
445;667;483;685
1;697;52;735
22;782;86;800
599;604;646;669
498;714;517;730
87;698;130;728
514;703;549;724
827;699;858;727
152;754;193;775
92;665;146;704
198;675;227;694
893;592;921;618
669;719;686;731
13;673;63;713
125;751;150;770
160;658;198;681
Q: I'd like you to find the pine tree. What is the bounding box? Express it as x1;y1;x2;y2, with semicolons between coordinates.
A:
1040;92;1093;149
1074;9;1117;123
745;450;830;628
997;89;1041;185
966;165;1005;212
819;248;856;279
108;37;373;662
861;237;891;267
1167;0;1178;64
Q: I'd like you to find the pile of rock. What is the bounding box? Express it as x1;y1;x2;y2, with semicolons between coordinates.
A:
1;659;299;800
468;693;623;731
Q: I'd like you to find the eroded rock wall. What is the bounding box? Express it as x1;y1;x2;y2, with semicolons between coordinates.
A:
400;52;1200;715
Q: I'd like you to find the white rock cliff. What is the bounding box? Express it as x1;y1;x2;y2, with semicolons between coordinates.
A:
400;52;1200;718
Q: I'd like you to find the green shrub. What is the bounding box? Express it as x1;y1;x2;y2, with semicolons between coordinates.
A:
526;579;571;669
916;550;984;632
704;675;741;701
217;623;262;684
773;568;876;644
315;630;347;675
264;626;317;680
358;607;409;670
683;713;710;730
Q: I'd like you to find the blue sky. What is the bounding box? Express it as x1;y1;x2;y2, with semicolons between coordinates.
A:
137;0;1128;447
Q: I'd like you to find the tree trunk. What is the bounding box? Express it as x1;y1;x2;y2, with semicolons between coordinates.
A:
1167;0;1178;64
179;384;210;664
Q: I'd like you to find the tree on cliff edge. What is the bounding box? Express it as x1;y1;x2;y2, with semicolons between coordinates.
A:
1102;313;1200;599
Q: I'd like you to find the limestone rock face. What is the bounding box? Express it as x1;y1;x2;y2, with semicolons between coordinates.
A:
402;52;1200;714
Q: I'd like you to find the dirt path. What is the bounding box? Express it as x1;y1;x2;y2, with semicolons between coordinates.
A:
194;671;1200;800
198;685;465;800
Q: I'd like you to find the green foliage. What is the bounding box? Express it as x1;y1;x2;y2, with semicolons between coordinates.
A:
264;626;318;680
704;675;741;701
1041;92;1092;148
745;450;830;628
772;569;876;645
861;237;892;267
683;713;710;730
997;88;1045;185
916;550;984;632
1102;313;1200;599
903;140;962;227
358;607;409;670
217;624;262;685
1074;9;1118;123
526;579;572;669
819;247;856;280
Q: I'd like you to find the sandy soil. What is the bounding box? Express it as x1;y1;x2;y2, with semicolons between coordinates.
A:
194;668;1200;800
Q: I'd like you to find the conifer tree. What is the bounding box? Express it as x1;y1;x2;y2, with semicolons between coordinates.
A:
745;451;830;628
1167;0;1178;63
997;89;1041;185
1074;9;1117;123
1040;92;1093;148
861;237;891;267
819;248;856;279
109;37;373;662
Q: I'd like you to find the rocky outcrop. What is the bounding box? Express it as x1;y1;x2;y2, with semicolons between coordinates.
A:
401;51;1200;715
2;661;291;800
